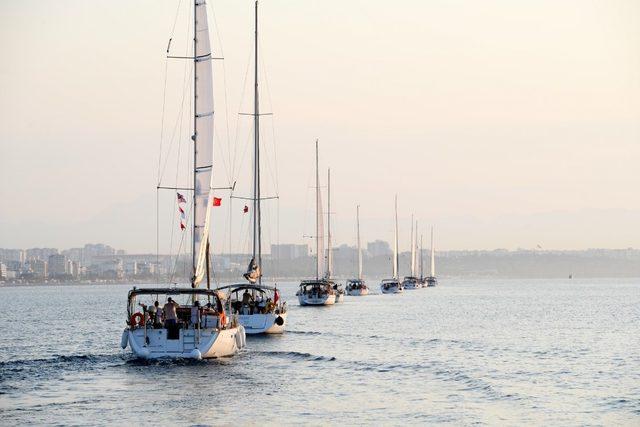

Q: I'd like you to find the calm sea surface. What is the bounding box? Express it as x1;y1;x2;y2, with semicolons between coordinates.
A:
1;279;639;425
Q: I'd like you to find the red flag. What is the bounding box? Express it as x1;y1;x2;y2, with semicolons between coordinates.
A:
243;205;249;213
274;288;280;304
177;193;187;204
180;222;186;230
179;206;185;214
213;197;222;207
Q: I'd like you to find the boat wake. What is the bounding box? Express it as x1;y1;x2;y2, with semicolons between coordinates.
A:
255;350;336;362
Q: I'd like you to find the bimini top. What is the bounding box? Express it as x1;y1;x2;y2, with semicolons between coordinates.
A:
217;283;278;293
347;279;364;284
380;279;401;284
299;279;335;287
127;287;223;300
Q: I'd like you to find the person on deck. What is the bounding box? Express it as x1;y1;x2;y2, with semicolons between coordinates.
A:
153;301;163;327
191;300;201;329
163;297;178;327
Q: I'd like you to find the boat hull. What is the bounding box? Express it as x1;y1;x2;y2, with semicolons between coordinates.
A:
124;325;245;359
347;288;369;296
335;293;345;303
238;312;287;334
380;285;403;294
298;293;336;306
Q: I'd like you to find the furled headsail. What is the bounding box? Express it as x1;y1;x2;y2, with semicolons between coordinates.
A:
243;258;261;283
192;0;214;287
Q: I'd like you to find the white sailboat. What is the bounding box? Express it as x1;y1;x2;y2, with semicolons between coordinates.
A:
380;196;403;294
121;0;245;359
219;1;287;334
297;141;337;306
346;205;369;296
426;226;438;287
402;216;421;289
326;169;345;303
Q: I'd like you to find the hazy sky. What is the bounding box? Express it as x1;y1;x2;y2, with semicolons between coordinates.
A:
1;0;639;253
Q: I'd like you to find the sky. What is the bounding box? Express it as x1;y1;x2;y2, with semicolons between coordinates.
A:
0;0;639;254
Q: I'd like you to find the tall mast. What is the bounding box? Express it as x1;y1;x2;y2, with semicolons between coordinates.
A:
430;226;435;277
326;168;332;278
393;195;398;280
420;234;424;279
252;0;262;282
357;205;362;280
410;214;415;276
192;0;197;278
315;140;320;280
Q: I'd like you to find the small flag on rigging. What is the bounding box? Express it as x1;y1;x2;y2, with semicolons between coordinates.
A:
213;197;222;207
177;193;187;204
243;205;249;213
180;222;186;231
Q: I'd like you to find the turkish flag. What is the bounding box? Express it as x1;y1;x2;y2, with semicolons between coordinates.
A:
243;205;249;213
213;197;222;207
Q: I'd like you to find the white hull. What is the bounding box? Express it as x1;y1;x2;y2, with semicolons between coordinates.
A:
403;282;421;290
123;326;245;360
347;288;369;296
380;285;403;294
298;293;336;306
335;292;345;303
238;312;287;334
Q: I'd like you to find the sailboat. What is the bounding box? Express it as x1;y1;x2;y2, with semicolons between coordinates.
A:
217;1;287;334
121;0;246;359
380;196;403;294
402;216;421;289
297;141;337;306
346;205;369;296
426;226;438;287
326;169;345;303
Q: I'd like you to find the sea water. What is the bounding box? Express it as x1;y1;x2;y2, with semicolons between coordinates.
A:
1;279;638;425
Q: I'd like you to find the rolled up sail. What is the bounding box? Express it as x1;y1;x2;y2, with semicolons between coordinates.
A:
193;0;214;287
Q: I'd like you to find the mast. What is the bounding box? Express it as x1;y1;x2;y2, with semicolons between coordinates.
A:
410;214;415;277
315;140;320;280
192;0;197;279
430;226;435;277
393;195;398;280
326;168;332;279
252;0;262;283
420;234;424;279
357;205;362;280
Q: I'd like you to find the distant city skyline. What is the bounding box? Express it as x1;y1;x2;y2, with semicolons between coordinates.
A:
1;0;638;252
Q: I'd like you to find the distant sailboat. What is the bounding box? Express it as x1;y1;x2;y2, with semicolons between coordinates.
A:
218;0;287;334
402;216;421;289
326;169;345;302
380;196;403;294
346;205;369;296
297;141;337;306
121;0;245;359
426;226;437;287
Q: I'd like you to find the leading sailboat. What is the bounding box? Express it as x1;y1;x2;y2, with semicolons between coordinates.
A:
121;0;246;359
219;1;287;334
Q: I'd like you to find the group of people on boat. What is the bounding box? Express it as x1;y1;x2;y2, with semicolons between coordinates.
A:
230;289;280;315
134;297;226;330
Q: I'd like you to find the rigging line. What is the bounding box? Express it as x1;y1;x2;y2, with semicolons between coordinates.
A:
230;25;255;184
209;3;233;188
258;39;280;196
158;32;194;183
